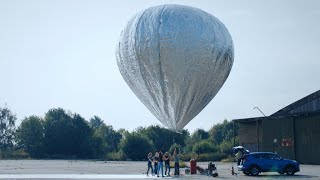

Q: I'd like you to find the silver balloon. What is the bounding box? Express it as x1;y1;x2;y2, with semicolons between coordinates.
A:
116;4;234;131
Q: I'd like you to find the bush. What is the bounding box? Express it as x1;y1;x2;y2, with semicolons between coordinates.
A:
169;161;187;168
0;150;30;159
179;153;196;161
192;141;217;154
105;152;125;161
195;152;226;162
219;140;233;155
178;152;227;162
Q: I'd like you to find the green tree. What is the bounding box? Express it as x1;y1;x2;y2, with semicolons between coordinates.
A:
169;143;180;154
137;125;188;151
43;108;93;158
185;128;208;153
89;115;104;129
120;132;153;160
209;119;238;144
43;108;71;155
0;106;16;150
71;114;94;158
118;128;129;137
193;129;209;140
16;116;44;157
219;140;233;155
192;140;216;154
93;124;122;153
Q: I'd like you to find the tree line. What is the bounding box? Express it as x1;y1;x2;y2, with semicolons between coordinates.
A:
0;106;238;161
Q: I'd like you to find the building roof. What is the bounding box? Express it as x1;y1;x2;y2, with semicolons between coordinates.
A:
272;90;320;116
233;90;320;122
233;116;266;123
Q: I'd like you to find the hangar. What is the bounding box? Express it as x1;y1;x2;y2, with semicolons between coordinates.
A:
233;90;320;164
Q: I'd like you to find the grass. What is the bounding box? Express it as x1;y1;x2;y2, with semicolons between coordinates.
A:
0;150;30;159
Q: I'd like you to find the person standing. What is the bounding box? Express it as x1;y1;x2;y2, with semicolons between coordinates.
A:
154;152;159;175
157;151;164;177
235;150;243;166
164;152;171;176
146;152;154;176
173;148;180;175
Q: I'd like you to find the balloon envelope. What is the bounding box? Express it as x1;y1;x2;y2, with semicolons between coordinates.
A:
116;4;234;131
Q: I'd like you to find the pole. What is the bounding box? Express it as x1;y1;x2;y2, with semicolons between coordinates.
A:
256;120;259;152
233;121;236;162
253;107;266;152
253;107;267;117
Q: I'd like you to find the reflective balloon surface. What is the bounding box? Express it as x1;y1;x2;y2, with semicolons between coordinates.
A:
116;4;234;131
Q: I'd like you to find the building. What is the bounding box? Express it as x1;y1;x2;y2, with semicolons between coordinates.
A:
233;90;320;164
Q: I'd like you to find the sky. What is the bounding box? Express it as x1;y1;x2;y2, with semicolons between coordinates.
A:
0;0;319;133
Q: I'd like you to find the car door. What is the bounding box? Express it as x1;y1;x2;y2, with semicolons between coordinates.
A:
258;154;273;171
267;153;283;172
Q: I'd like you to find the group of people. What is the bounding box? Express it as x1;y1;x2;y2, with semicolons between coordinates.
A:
147;148;180;177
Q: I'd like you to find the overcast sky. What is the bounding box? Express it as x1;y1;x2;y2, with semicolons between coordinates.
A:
0;0;319;133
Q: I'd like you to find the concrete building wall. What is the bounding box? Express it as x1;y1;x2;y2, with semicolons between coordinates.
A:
236;90;320;164
262;117;295;160
236;114;320;164
294;114;320;164
238;120;262;152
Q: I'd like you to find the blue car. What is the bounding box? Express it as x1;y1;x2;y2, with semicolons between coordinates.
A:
237;152;300;176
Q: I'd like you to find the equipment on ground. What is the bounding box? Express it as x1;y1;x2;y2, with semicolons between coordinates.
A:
196;162;218;177
208;162;218;177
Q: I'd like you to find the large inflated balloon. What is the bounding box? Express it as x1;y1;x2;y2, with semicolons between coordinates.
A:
116;4;234;131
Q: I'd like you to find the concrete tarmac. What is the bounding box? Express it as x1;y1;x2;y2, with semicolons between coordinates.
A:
0;160;319;179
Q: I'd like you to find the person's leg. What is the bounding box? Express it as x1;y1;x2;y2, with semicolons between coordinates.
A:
174;163;178;175
165;164;167;175
157;163;160;177
161;162;164;177
168;164;171;176
174;163;179;175
147;163;151;175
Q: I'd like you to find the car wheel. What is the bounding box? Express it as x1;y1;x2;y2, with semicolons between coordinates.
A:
243;170;250;175
250;166;260;176
285;166;295;176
